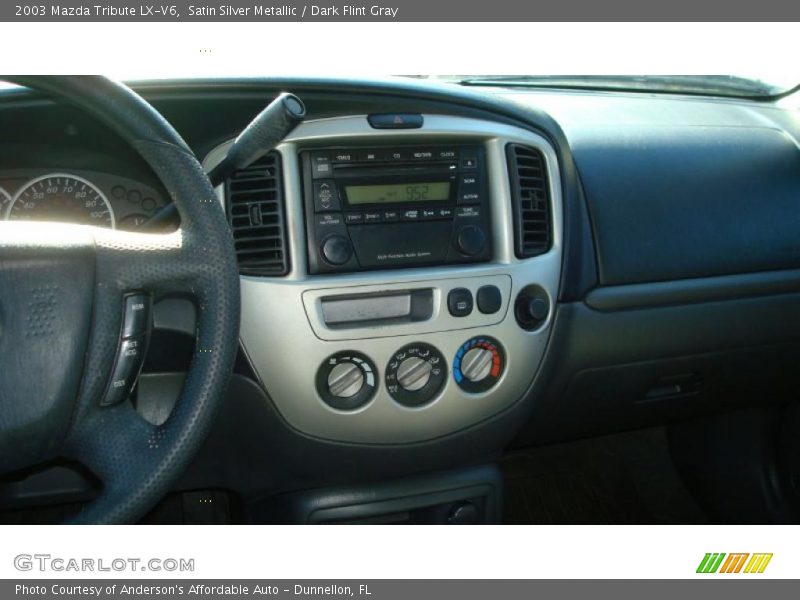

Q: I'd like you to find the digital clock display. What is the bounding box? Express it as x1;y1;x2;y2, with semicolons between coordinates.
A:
345;181;451;205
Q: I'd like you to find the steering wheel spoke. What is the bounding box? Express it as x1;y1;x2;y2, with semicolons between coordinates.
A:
0;76;241;524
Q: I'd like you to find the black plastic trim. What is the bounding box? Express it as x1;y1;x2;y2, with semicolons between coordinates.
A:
585;268;800;311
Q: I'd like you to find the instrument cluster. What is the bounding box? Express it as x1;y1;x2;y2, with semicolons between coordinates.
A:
0;169;168;231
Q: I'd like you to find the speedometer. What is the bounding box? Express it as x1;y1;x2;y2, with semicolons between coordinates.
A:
8;173;115;228
0;186;10;214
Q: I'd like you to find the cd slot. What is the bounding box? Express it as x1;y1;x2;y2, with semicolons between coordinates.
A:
320;289;434;328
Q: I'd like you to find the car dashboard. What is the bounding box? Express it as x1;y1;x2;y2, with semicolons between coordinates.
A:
1;77;799;524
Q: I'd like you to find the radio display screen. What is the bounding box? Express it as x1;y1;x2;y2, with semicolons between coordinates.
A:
345;181;451;205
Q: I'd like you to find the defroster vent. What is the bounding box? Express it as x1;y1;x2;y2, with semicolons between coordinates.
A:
226;152;289;275
506;144;551;258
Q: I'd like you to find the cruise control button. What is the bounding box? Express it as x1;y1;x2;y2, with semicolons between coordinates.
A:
101;335;147;406
121;293;151;339
448;288;474;317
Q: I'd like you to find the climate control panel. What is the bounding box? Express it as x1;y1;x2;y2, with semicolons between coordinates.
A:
385;342;447;407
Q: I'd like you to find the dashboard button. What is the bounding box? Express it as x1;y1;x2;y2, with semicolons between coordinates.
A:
345;212;364;224
368;114;424;129
310;154;332;178
101;335;147;406
456;225;487;256
476;285;502;314
121;293;151;339
321;235;353;265
314;180;340;212
448;288;473;317
363;211;383;224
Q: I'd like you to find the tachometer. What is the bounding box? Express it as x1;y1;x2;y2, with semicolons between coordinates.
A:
7;173;115;228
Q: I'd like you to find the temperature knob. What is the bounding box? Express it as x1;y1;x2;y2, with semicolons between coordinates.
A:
460;347;494;382
316;351;377;410
453;336;505;393
385;343;446;407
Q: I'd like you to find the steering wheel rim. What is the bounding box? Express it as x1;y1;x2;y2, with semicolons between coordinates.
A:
0;76;241;523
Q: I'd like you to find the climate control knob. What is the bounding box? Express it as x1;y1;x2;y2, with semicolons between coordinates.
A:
396;357;433;391
385;343;446;407
316;351;377;410
460;347;494;382
327;362;365;398
453;336;505;393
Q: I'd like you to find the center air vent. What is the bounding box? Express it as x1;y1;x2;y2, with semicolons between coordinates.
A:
226;152;289;276
506;144;551;258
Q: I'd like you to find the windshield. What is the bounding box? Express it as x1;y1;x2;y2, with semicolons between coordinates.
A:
415;75;800;98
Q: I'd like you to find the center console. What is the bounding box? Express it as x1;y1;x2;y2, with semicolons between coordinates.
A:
205;114;562;445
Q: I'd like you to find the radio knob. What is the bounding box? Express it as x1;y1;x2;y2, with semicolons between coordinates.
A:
321;235;353;265
396;356;433;392
456;225;486;256
327;362;365;398
460;347;494;382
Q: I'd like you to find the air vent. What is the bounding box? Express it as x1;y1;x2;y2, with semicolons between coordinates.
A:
506;144;551;258
225;152;289;276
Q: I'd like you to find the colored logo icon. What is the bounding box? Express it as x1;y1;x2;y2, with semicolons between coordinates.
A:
696;553;773;574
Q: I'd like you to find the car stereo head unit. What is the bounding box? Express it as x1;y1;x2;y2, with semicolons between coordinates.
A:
303;144;492;274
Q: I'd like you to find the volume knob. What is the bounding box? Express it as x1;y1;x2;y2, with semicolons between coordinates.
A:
460;347;494;382
327;362;364;398
396;356;433;392
456;225;486;256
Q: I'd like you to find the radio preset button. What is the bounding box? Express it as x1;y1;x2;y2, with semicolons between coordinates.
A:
448;288;474;317
421;208;438;220
363;211;383;224
383;210;400;222
321;235;353;265
314;180;340;212
345;212;364;224
402;209;421;221
438;207;454;218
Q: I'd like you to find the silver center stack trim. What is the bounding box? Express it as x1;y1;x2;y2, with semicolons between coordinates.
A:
204;114;563;444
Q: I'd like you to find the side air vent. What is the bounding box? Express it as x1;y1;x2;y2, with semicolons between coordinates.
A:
506;144;552;258
225;152;289;276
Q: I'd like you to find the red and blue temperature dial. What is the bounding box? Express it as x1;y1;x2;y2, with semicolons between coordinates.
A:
453;336;505;393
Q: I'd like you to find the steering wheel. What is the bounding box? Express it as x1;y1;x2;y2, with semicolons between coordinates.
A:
0;76;241;524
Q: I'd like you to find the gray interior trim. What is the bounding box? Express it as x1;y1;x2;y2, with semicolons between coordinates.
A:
203;115;563;444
